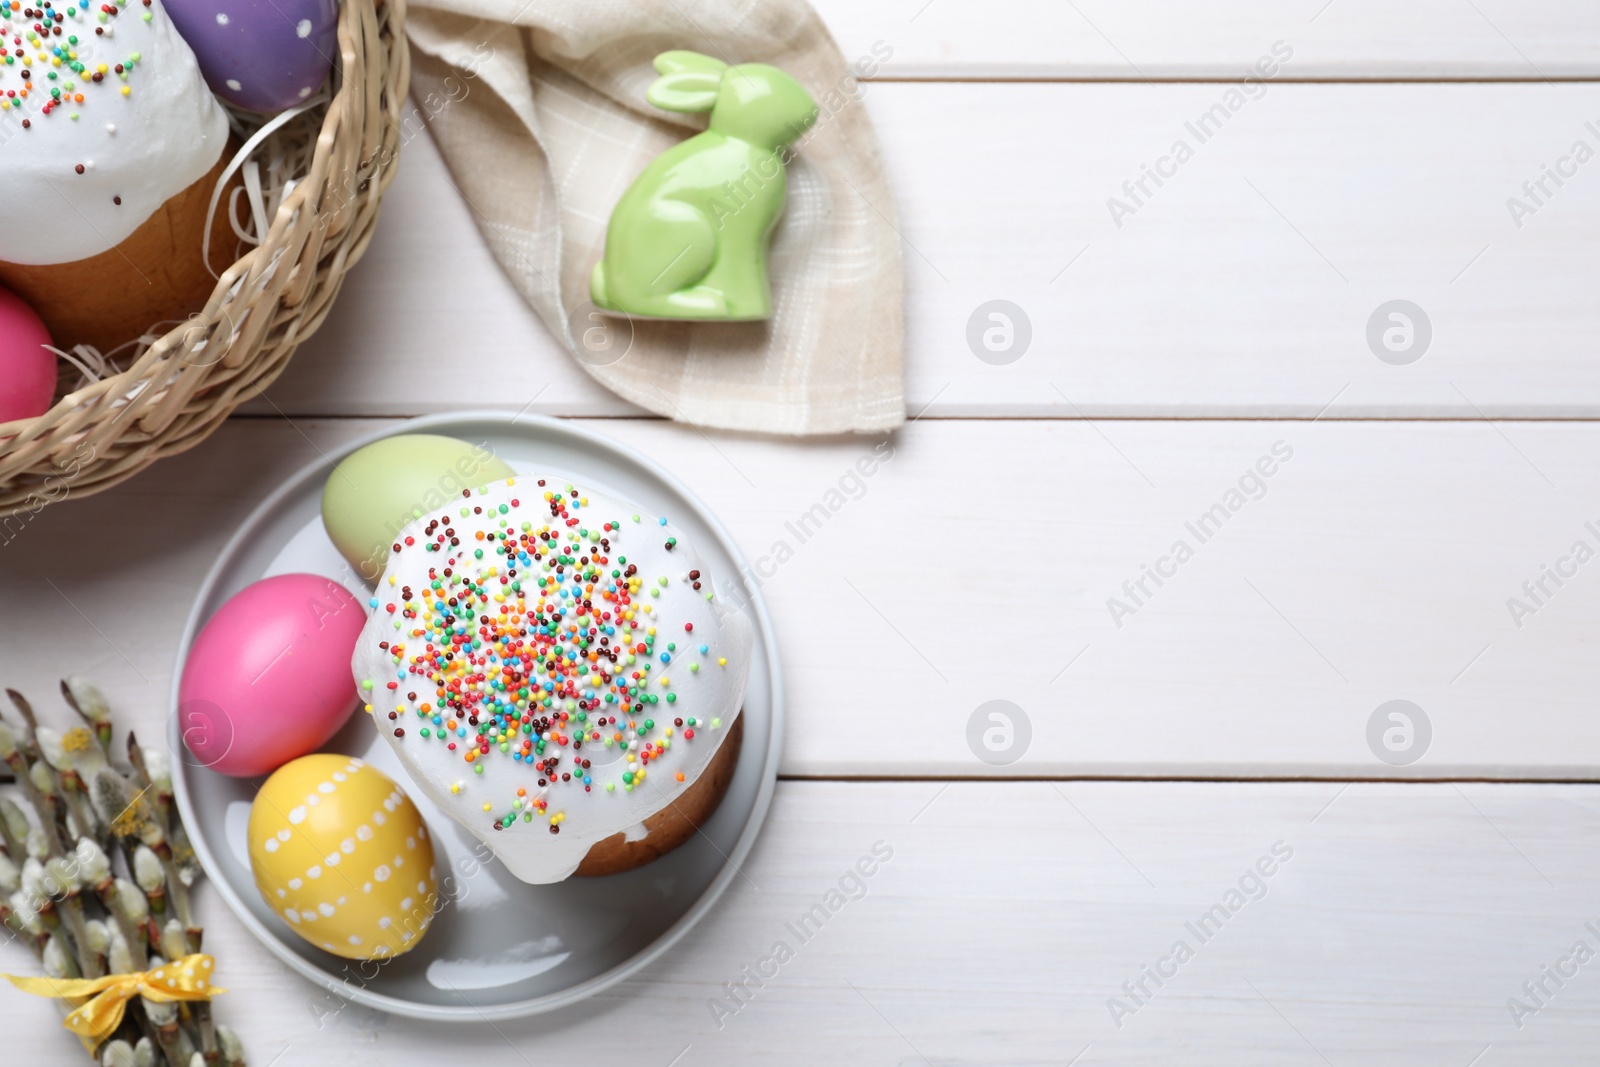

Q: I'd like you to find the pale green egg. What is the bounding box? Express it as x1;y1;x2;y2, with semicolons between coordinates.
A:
322;434;516;583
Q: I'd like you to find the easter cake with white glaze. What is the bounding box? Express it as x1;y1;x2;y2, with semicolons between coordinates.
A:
0;0;230;348
350;476;753;884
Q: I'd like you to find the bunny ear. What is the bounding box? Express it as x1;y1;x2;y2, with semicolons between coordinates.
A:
646;70;723;113
653;50;728;78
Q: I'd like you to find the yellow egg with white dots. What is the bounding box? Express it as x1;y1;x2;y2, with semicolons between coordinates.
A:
248;754;439;961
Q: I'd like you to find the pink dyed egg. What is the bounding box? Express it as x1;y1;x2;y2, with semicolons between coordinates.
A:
0;286;55;424
180;573;366;777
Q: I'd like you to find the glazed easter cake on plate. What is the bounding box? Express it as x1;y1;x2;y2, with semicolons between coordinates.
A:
176;423;774;983
183;432;757;965
348;472;754;884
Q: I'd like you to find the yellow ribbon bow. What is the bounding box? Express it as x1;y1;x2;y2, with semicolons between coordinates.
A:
3;954;225;1041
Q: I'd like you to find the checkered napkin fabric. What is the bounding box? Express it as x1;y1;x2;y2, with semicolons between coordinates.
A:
405;0;906;434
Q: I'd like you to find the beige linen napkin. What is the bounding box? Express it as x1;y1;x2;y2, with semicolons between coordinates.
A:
404;0;906;434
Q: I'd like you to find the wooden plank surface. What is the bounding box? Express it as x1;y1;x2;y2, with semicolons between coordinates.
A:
814;0;1600;79
258;82;1600;421
7;6;1598;1059
3;781;1596;1064
6;416;1596;779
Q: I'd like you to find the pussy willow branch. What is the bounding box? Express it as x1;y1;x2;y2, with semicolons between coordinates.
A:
0;679;245;1067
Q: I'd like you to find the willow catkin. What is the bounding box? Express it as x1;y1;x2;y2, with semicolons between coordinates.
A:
99;1039;136;1067
42;933;74;978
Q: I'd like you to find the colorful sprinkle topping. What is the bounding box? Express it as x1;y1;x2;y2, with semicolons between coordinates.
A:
360;479;730;837
1;0;148;175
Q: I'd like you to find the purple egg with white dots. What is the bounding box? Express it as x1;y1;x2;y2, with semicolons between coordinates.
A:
164;0;338;113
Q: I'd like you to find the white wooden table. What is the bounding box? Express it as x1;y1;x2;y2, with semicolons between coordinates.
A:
6;2;1600;1062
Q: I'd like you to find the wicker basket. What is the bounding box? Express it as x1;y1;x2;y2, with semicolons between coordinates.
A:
0;0;410;519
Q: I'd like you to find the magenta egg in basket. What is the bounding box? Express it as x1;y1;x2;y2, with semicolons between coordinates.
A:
0;287;56;424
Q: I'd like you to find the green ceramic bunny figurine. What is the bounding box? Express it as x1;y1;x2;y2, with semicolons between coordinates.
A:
590;51;819;321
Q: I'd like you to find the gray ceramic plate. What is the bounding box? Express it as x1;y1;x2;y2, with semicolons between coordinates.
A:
169;413;782;1020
